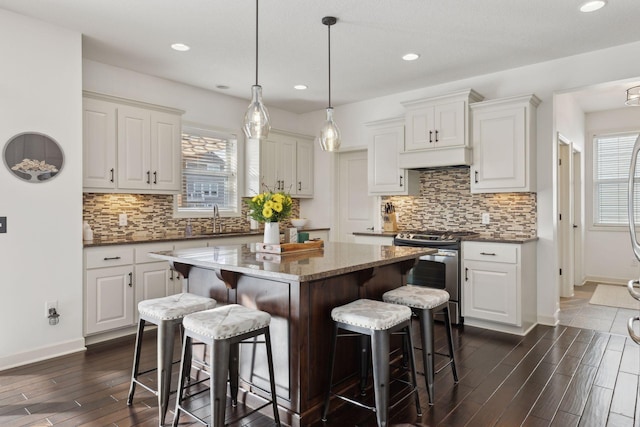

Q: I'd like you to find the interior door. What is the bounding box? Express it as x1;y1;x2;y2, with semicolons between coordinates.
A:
338;149;377;242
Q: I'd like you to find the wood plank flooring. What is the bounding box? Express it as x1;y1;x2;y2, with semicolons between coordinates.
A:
1;322;638;426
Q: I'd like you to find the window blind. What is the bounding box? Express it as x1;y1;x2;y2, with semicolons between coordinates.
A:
593;133;640;225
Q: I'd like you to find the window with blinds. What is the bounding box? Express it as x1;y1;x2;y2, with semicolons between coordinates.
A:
176;126;238;215
593;132;640;226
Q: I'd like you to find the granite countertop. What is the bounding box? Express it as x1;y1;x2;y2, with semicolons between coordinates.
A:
148;241;435;282
83;228;330;248
352;230;537;244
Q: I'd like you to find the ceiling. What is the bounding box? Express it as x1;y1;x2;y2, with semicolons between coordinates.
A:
1;0;639;113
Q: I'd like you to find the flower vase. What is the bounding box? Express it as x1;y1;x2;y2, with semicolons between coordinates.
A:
263;222;280;245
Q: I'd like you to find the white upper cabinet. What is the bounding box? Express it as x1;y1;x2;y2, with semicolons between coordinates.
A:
399;89;483;169
366;117;419;195
83;91;183;194
470;94;540;193
83;97;117;189
245;130;314;198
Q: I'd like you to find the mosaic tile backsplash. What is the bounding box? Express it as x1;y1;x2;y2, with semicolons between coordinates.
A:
383;167;537;238
83;193;300;239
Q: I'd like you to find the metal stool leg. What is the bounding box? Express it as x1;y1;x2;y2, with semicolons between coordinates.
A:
264;329;281;426
404;323;422;416
157;320;176;425
228;341;240;407
443;307;459;383
359;335;370;395
172;334;191;427
127;318;146;405
371;329;390;427
321;323;339;421
211;339;231;427
419;308;436;405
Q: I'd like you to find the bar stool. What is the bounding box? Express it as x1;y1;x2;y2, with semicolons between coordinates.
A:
321;299;421;427
127;293;217;425
382;286;458;405
173;304;280;427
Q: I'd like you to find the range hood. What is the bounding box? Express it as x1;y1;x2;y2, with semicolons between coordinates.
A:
398;146;472;169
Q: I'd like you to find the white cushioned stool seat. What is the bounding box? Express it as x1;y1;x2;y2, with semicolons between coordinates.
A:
383;285;449;310
331;298;412;330
138;292;217;320
183;304;271;340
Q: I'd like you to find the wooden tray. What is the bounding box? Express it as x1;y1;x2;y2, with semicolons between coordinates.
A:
256;240;324;254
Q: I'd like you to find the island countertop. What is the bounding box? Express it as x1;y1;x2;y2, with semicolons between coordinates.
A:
148;241;436;282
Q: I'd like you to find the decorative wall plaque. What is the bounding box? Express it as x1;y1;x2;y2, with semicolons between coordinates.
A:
3;132;64;183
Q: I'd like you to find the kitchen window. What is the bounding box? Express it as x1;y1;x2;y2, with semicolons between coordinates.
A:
174;125;239;217
593;132;640;226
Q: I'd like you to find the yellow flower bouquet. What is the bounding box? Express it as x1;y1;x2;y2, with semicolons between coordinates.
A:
247;191;293;223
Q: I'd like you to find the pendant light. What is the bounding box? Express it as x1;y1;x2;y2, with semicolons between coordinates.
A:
243;0;271;140
626;86;640;106
318;16;341;152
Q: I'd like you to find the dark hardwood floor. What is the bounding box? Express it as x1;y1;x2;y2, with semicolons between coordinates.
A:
1;322;638;426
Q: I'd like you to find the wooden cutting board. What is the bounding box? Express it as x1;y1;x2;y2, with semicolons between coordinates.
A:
256;240;324;254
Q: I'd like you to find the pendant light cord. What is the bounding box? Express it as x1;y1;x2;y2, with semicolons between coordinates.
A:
327;22;332;108
255;0;259;86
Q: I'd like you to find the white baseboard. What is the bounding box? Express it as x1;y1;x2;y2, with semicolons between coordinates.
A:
537;313;559;327
0;338;86;372
582;276;628;286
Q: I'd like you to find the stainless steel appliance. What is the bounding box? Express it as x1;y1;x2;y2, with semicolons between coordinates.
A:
393;230;479;325
626;134;640;344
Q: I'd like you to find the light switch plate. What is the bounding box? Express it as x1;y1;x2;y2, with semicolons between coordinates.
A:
482;213;490;225
0;216;6;233
119;213;127;226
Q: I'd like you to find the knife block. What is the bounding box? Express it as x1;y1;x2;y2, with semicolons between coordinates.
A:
383;212;398;232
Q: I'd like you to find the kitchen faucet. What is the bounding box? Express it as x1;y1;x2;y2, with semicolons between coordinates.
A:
212;203;221;233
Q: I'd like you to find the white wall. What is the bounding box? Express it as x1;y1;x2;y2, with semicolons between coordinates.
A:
300;40;640;325
0;10;84;370
583;107;640;283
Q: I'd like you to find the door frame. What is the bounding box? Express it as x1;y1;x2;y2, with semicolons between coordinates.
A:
557;133;579;297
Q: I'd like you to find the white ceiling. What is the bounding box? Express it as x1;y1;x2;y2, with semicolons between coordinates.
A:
1;0;639;113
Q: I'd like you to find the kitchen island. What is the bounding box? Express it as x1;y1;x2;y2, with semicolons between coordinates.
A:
149;242;435;427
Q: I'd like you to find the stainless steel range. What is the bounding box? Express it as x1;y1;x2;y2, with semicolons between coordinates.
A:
393;230;479;324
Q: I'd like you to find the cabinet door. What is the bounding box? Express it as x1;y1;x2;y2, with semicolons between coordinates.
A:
260;138;280;191
463;260;518;325
83;98;117;189
117;105;151;189
150;111;181;191
434;100;465;148
405;107;435;151
471;105;526;192
295;139;314;197
134;262;172;305
368;125;405;194
278;137;297;193
85;266;134;334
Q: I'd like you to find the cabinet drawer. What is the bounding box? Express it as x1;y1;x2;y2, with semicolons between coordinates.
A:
85;247;134;268
463;242;517;264
135;243;174;263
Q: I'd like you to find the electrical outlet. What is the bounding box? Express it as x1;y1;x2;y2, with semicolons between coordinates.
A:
482;213;490;225
119;213;127;226
45;300;58;318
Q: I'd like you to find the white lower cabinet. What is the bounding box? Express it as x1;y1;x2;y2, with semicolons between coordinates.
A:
462;240;536;335
84;246;135;335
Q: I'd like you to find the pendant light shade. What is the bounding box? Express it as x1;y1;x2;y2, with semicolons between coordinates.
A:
243;0;270;140
319;16;340;152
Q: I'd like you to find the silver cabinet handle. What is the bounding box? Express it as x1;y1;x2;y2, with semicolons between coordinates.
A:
480;252;496;256
628;279;640;301
153;171;157;184
110;168;114;183
146;171;151;184
627;317;640;345
429;130;433;143
475;170;479;184
399;175;404;187
435;129;439;142
298;181;302;191
128;272;133;287
103;256;121;261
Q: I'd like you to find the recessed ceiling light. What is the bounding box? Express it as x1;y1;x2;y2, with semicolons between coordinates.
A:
171;43;190;52
294;84;308;90
402;53;420;61
216;85;230;90
579;0;607;12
